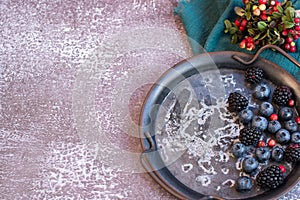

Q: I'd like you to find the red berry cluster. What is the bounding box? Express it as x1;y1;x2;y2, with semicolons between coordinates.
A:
282;18;300;52
257;138;276;147
239;36;256;50
235;18;248;31
224;0;300;52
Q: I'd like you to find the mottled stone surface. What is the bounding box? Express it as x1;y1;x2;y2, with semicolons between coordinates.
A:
0;0;298;199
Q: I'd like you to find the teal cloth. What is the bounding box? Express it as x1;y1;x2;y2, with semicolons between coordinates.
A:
175;0;300;81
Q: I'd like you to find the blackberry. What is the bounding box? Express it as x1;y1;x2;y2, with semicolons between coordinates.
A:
228;92;249;112
245;67;264;84
256;165;284;189
272;86;293;106
239;127;263;146
285;144;300;163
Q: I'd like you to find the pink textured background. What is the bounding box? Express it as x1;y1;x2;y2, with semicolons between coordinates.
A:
0;0;299;199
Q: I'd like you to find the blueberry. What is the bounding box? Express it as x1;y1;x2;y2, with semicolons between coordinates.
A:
242;157;259;173
259;102;274;117
271;146;284;162
284;120;298;132
252;116;268;131
275;129;291;144
239;109;254;124
278;107;294;121
291;132;300;144
253;83;271;100
236;176;253;192
268;120;281;134
255;147;271;162
232;142;246;158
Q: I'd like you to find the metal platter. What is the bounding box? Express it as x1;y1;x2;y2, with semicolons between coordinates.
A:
140;50;300;200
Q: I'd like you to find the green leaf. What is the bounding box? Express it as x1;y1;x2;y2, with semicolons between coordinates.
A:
247;28;255;35
283;21;295;29
272;12;282;19
285;7;295;18
229;27;238;34
231;34;238;44
245;12;252;21
277;5;283;13
284;1;293;9
234;7;245;17
281;15;289;22
254;33;262;40
278;24;283;32
282;16;289;23
224;20;232;30
288;11;295;20
245;3;251;11
258;21;268;31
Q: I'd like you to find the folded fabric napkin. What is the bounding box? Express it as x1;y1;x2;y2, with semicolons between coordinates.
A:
175;0;300;82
